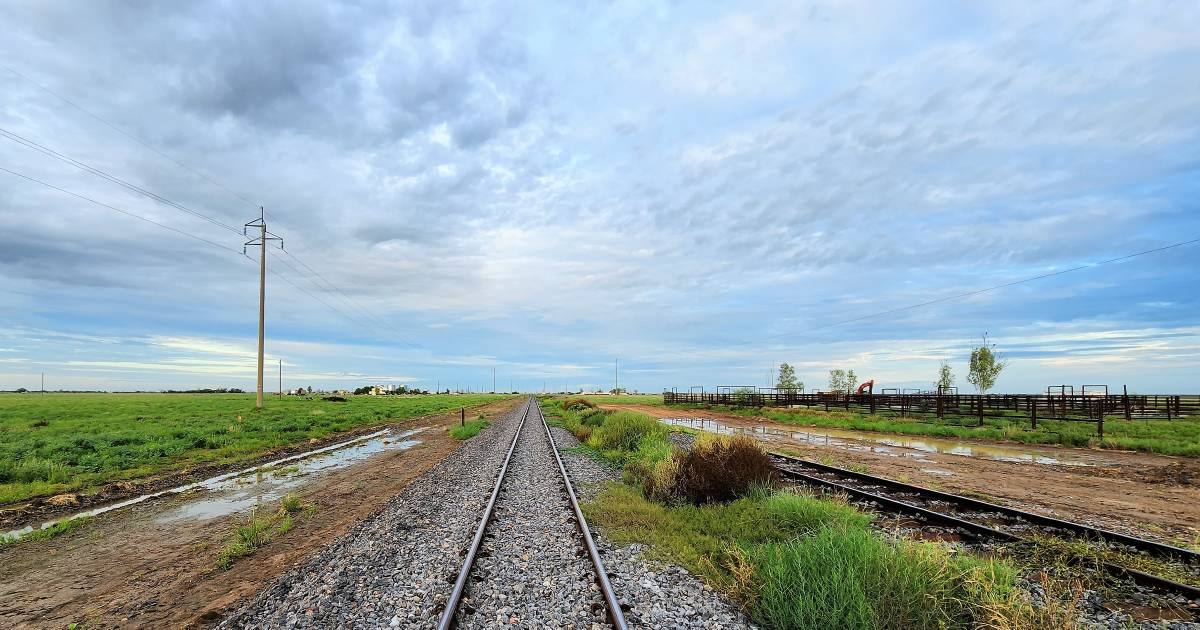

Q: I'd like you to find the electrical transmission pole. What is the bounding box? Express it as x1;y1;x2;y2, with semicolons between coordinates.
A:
244;208;282;409
614;358;618;393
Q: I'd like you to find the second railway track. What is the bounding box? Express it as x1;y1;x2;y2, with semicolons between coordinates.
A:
771;452;1200;615
439;398;628;629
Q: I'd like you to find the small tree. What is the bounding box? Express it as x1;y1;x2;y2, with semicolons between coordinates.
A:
846;369;857;393
967;336;1006;395
776;363;801;393
936;361;954;393
828;369;846;394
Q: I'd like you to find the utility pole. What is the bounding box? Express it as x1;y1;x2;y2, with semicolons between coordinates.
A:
614;358;618;393
244;207;282;409
278;359;282;398
41;371;44;395
492;367;496;394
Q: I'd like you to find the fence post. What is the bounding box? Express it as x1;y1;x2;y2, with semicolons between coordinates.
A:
978;397;984;426
1166;396;1172;421
461;406;465;427
1097;400;1104;439
1030;396;1037;430
1122;385;1131;421
869;383;876;415
937;392;943;420
845;394;850;411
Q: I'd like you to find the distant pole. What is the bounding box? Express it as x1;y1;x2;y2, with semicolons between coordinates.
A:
41;371;44;395
614;358;618;393
244;207;281;409
492;367;496;394
278;359;282;398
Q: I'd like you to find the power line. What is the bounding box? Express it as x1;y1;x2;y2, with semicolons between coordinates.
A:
279;248;399;333
2;63;261;212
3;127;419;346
3;162;413;344
0;165;240;254
267;250;388;335
4;68;424;349
0;127;243;234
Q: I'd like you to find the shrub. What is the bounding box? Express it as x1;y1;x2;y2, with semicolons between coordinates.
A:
580;408;609;427
674;435;778;504
587;412;667;453
560;397;596;412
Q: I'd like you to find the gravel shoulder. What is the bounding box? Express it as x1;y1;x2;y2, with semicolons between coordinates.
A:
549;425;755;629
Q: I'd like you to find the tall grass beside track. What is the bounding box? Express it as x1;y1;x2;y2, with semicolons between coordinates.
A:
0;392;510;504
542;399;1059;629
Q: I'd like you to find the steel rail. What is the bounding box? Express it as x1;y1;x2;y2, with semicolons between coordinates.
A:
534;400;630;630
437;399;529;630
770;453;1200;602
772;453;1200;563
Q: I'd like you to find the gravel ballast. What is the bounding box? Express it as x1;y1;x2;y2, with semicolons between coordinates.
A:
454;407;606;628
221;402;526;629
548;425;755;629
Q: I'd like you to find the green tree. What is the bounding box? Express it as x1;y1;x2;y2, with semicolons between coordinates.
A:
776;363;801;392
967;336;1006;394
846;369;857;393
828;369;846;394
936;361;954;393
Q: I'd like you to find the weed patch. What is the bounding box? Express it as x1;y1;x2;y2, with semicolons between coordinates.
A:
449;417;489;440
214;494;313;570
0;515;90;548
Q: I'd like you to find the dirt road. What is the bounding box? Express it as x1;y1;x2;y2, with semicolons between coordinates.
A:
0;398;521;629
604;404;1200;546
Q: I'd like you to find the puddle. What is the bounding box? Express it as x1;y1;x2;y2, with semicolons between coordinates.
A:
3;427;426;542
661;417;1094;467
920;468;955;477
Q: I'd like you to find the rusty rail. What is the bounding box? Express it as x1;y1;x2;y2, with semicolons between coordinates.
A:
534;400;629;629
438;398;628;629
771;452;1200;603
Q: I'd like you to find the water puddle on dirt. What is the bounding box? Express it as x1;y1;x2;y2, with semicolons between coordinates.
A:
2;427;427;542
661;418;1094;467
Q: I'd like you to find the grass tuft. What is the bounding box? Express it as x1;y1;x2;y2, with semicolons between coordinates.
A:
214;495;313;570
0;515;90;549
449;417;489;440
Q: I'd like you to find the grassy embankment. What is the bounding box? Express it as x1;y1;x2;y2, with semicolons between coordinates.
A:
0;392;510;504
542;399;1071;629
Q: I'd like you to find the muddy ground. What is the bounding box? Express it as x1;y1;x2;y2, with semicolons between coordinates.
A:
0;397;521;630
605;404;1200;547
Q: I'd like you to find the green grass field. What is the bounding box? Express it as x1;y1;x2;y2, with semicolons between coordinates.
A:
0;392;510;504
674;404;1200;457
549;394;665;406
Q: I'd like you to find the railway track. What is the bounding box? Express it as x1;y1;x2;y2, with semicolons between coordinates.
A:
438;398;628;629
771;452;1200;612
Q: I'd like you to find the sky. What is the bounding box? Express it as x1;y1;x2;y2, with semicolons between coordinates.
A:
0;1;1198;394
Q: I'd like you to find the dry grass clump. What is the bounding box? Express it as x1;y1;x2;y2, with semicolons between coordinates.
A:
560;397;596;412
639;434;779;505
676;434;779;504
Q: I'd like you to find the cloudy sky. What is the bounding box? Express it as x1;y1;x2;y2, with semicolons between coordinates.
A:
1;1;1198;394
